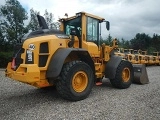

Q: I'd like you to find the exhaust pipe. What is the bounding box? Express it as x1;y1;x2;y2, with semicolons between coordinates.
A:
132;64;149;84
37;15;48;29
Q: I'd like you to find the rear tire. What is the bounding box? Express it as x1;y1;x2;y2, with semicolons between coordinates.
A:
56;61;94;101
110;60;133;89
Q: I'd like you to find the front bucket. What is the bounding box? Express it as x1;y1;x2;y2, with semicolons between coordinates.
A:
132;64;149;84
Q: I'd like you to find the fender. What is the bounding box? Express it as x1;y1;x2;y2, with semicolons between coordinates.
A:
105;55;123;79
46;48;95;81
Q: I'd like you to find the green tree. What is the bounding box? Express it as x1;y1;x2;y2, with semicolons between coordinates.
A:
100;34;113;45
130;33;151;50
27;9;60;31
106;34;112;44
119;38;125;48
147;46;157;54
119;38;131;49
124;40;130;48
0;0;28;51
44;9;60;29
0;25;5;51
151;33;160;51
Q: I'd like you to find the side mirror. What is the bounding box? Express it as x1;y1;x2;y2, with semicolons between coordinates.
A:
106;21;110;30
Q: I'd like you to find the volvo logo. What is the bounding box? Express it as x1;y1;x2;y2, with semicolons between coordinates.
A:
56;34;70;39
29;44;35;50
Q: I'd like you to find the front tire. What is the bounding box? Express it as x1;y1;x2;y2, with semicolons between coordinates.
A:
110;60;133;89
56;61;94;101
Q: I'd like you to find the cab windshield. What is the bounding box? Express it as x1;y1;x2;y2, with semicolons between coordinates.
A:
64;16;81;36
64;15;101;46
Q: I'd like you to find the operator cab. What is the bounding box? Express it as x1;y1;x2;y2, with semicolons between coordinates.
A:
59;12;110;57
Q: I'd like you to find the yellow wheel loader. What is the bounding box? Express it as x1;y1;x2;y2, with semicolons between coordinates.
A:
114;48;126;59
140;51;148;64
5;12;148;101
152;52;160;65
126;49;137;63
132;50;141;64
147;55;155;65
125;49;140;64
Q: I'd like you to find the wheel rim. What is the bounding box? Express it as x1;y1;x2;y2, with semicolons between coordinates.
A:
72;71;88;92
122;67;130;82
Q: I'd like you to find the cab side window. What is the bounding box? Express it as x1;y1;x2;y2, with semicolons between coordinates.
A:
86;17;99;43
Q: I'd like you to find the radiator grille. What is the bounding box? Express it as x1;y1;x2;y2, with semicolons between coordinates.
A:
39;42;49;67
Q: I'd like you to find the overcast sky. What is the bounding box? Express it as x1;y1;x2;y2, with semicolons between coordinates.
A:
1;0;160;40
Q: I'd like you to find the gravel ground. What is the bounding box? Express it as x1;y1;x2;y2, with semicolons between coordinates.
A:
0;66;160;120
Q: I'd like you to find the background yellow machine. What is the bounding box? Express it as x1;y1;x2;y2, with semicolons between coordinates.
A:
115;48;160;65
5;12;148;101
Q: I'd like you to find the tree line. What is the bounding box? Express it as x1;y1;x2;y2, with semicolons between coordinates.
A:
104;33;160;54
0;0;160;54
0;0;59;52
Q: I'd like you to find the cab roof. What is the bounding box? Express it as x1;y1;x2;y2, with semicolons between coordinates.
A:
59;11;105;22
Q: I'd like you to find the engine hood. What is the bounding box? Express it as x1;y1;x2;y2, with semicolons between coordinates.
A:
21;29;69;42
